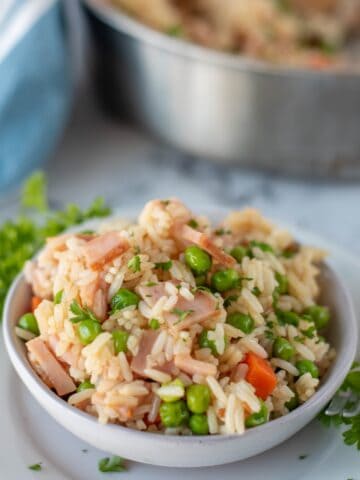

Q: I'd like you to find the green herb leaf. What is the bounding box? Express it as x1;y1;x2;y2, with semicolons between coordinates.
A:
28;463;42;471
145;281;158;287
98;456;126;473
224;295;238;308
54;289;63;305
21;171;48;212
70;300;99;323
154;260;172;271
128;255;141;273
214;228;232;236
171;308;194;324
188;219;199;229
166;25;183;37
0;174;111;320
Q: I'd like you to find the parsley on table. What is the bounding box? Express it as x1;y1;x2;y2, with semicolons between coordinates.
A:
319;363;360;450
154;260;172;271
70;300;99;324
128;255;141;272
98;456;126;473
28;463;42;471
0;172;111;318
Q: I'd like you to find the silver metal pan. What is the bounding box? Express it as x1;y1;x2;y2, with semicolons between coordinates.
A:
81;0;360;177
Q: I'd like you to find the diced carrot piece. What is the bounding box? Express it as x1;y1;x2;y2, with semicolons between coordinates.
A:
244;352;277;400
31;296;42;312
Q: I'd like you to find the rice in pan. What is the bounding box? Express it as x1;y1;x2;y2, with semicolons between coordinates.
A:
17;199;335;435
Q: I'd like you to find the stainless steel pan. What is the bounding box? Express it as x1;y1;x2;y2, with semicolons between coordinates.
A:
81;0;360;176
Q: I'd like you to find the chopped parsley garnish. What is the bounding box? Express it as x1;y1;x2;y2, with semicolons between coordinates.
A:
224;295;238;308
128;255;141;272
171;308;194;324
192;285;212;294
145;281;158;287
214;228;232;236
302;325;316;339
166;25;183;37
70;300;99;323
154;260;172;271
54;289;63;305
0;172;111;318
265;330;275;341
252;286;261;296
249;240;275;254
149;318;160;330
28;463;42;471
293;335;305;343
188;219;199;229
98;456;127;473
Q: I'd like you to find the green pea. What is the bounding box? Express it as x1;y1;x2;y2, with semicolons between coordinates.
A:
159;400;189;427
245;402;268;428
211;269;239;292
78;320;102;345
184;246;212;275
275;272;289;295
296;360;319;378
276;310;300;327
77;380;95;392
273;337;295;361
249;241;274;254
186;384;211;414
345;370;360;393
198;329;218;355
285;393;299;411
189;414;209;435
230;246;249;263
18;313;40;336
226;312;254;334
304;305;330;330
112;330;130;353
111;288;140;312
149;318;160;330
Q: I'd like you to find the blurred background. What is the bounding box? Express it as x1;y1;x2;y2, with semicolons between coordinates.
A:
0;0;360;252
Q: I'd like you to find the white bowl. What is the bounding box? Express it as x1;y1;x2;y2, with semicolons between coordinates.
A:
3;247;358;467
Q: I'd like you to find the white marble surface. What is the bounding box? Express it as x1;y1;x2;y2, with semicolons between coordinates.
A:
1;86;360;255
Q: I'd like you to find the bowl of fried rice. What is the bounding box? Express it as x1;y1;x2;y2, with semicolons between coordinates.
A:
3;200;357;467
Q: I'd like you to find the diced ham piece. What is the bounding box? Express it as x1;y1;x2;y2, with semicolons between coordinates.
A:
26;338;76;396
130;330;177;377
166;292;219;331
131;330;159;377
174;353;217;377
180;224;236;267
81;232;129;269
138;282;219;331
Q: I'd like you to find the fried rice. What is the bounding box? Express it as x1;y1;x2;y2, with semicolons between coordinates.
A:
17;199;335;435
110;0;360;70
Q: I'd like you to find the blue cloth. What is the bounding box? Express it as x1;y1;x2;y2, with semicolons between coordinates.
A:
0;0;71;192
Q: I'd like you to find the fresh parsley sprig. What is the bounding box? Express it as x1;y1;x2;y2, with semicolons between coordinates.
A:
319;362;360;450
0;172;111;318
